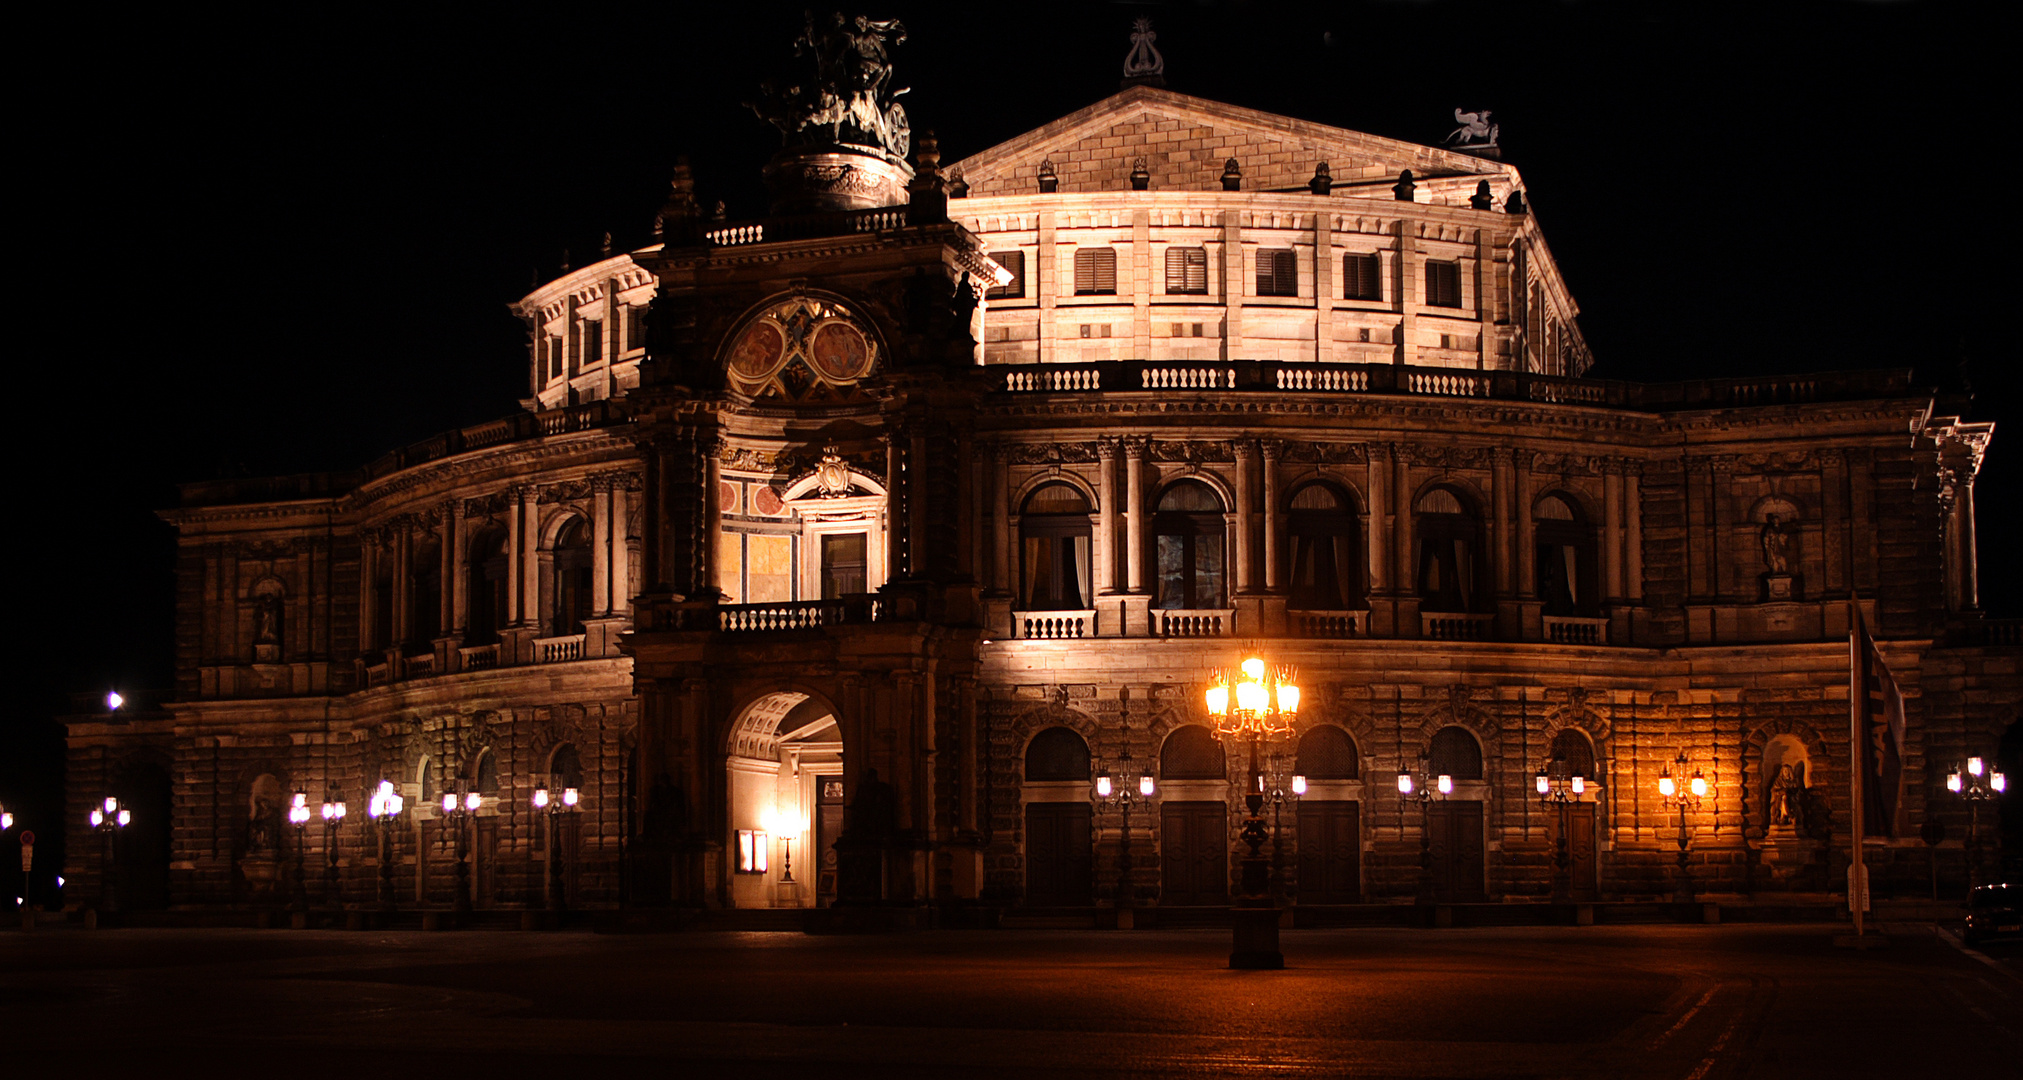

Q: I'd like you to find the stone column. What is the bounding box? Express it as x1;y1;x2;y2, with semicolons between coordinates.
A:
1261;440;1282;591
1233;441;1257;594
1313;212;1334;364
1036;210;1056;365
1221;210;1243;358
1391;445;1410;592
1394;219;1416;366
1603;465;1624;603
358;537;377;652
591;480;612;615
438;505;456;635
1366;446;1388;594
392;522;411;646
990;443;1011;595
1515;452;1535;599
450;501;469;634
1125;438;1147;593
519;487;541;625
1131;208;1152;356
1096;440;1119;594
1491;450;1514;595
1625;467;1644;602
610;480;631;612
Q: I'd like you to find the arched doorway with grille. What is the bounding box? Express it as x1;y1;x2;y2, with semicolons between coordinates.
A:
723;689;845;909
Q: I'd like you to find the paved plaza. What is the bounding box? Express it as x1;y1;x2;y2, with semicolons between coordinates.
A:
7;922;2018;1077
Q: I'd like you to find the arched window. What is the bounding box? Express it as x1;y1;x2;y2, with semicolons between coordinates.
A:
1287;483;1362;610
466;527;509;645
1024;727;1092;781
411;537;442;645
1295;726;1359;779
551;517;593;637
551;744;584;789
1416;487;1486;613
418;757;437;803
1161;725;1226;779
1019;484;1093;611
1534;493;1597;617
1428;726;1483;780
1154;481;1227;610
1550;729;1596;782
473;749;499;796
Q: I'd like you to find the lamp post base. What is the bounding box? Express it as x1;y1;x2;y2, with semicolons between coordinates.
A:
1229;902;1283;969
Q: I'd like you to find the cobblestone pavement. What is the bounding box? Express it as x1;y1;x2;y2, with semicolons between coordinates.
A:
6;923;2018;1077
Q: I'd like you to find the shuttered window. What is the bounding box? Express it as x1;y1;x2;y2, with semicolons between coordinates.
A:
1256;248;1297;297
1165;247;1207;294
1073;248;1117;295
1343;253;1380;300
581;319;603;364
986;250;1025;299
1425;260;1463;308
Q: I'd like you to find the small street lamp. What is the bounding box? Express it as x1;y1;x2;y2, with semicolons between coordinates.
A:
320;791;347;906
1534;755;1588;904
1204;654;1299;970
366;780;405;912
531;778;581;914
288;789;313;912
1262;750;1304;903
441;782;482;916
1093;747;1156;927
1946;756;2007;891
1397;754;1452;905
1656;751;1707;903
89;796;130;913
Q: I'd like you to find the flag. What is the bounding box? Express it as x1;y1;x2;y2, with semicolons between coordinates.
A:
1850;609;1907;839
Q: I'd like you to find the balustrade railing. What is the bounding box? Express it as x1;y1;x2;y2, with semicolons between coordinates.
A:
1157;609;1233;637
719;600;843;633
1005;367;1101;392
1291;610;1367;638
362;661;390;688
459;644;499;671
534;633;586;663
1141;365;1235;390
1276;367;1367;391
403;652;437;678
1422;612;1495;641
1541;616;1609;646
1407;370;1489;397
1019;611;1093;639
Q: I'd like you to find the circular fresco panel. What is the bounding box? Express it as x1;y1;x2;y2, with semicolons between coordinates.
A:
726;320;787;381
808;320;874;382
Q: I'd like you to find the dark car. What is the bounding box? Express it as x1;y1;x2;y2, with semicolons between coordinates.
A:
1963;883;2021;947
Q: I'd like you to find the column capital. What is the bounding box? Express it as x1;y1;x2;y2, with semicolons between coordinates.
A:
1122;435;1150;459
1096;437;1120;461
1258;437;1283;462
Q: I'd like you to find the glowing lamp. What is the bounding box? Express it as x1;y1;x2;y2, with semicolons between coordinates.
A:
1139;775;1155;798
1437;774;1453;796
1235;679;1268;715
441;792;456;814
1397;772;1414;795
106;691;124;711
1095;772;1113;798
1;811;11;830
1571;776;1585;796
1241;657;1265;681
532;786;550;809
116;810;131;827
104;797;118;816
465;792;481;812
1993;772;2007;793
1689;774;1708;799
1535;770;1550;796
90;808;104;827
1947;771;1963;793
1205;683;1229;718
1658;773;1676;798
563;787;579;807
1276;682;1301;716
1968;756;1984;778
1291;775;1307;797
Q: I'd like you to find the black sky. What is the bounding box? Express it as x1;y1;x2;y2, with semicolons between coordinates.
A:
6;1;2010;848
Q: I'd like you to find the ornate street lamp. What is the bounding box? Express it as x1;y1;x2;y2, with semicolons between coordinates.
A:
366;780;405;913
1262;750;1304;903
1204;653;1299;969
1093;747;1156;927
441;782;482;915
319;791;347;906
288;789;313;912
1397;754;1452;904
89;796;130;913
531;778;581;914
1946;756;2007;891
1656;751;1707;903
1534;755;1589;904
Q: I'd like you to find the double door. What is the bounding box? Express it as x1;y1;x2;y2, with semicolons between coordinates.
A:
1160;801;1229;906
1548;803;1599;901
1024;802;1094;907
1427;801;1487;903
1296;800;1361;904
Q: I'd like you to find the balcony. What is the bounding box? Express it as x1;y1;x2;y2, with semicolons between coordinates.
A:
534;634;586;663
1542;616;1609;646
1291;610;1367;638
459;644;499;671
1018;611;1094;639
1422;613;1495;641
1156;609;1234;638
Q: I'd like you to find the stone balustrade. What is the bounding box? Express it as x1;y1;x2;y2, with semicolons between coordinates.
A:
1291;610;1367;638
1019;611;1094;639
1157;609;1234;637
1542;616;1610;645
1422;612;1495;641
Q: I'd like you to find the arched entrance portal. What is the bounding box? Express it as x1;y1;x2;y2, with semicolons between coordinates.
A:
725;691;844;908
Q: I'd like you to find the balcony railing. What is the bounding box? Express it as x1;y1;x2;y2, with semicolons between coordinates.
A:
403;652;438;678
460;644;499;671
1291;610;1367;638
1157;609;1234;637
1422;613;1495;641
719;600;845;633
361;661;391;688
1541;616;1609;646
1019;611;1094;639
534;634;586;663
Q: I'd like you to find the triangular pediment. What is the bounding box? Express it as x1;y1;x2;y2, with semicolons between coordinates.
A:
948;86;1510;198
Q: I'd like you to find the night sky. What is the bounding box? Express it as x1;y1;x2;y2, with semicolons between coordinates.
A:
6;2;2008;868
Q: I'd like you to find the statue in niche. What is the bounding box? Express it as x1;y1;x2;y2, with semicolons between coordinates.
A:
254;593;283;646
1759;513;1792;575
246;777;283;855
749;12;911;160
1768;763;1797;826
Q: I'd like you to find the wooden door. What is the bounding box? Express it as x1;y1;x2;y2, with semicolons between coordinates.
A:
1160;801;1229;906
815;776;845;907
1428;801;1486;903
1296;800;1361;904
1551;803;1599;901
1024;803;1094;907
473;819;498;907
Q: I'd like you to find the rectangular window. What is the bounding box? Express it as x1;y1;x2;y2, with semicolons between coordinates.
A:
734;830;768;874
1073;248;1117;295
1164;247;1207;294
545;336;564;382
1343;253;1381;300
581;319;604;364
820;533;867;599
1426;261;1462;308
986;250;1026;299
1256;248;1298;297
625;306;647;352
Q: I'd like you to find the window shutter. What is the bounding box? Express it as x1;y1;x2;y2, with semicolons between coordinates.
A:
1344;253;1379;300
986;250;1025;299
1256;249;1297;297
1165;247;1206;294
1426;261;1462;308
1075;248;1116;295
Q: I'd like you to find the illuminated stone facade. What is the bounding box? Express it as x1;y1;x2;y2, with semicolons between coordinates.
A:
67;85;2017;918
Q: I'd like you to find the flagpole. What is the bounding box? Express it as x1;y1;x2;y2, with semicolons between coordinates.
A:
1848;598;1866;938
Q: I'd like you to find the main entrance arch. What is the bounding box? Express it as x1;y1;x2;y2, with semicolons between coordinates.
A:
724;689;845;908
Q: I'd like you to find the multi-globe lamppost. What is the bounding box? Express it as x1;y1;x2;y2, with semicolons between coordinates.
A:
531;778;580;914
1204;654;1299;970
1946;756;2008;891
288;789;313;912
1534;755;1589;904
1397;754;1451;904
366;780;405;912
320;790;348;905
89;796;130;913
1263;750;1305;902
441;782;482;916
1093;747;1156;927
1656;752;1706;903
